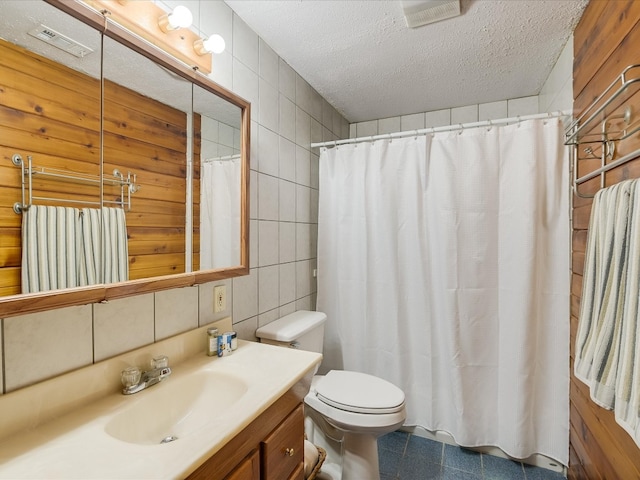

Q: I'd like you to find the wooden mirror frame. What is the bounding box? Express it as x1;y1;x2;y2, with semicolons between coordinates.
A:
0;0;250;319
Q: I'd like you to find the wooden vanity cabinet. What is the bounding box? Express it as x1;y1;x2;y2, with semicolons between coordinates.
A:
261;404;304;480
187;386;306;480
224;449;260;480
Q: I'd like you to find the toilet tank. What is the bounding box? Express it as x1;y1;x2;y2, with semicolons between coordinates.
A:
255;310;326;354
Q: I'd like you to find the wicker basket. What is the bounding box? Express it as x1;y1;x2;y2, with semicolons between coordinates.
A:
306;445;327;480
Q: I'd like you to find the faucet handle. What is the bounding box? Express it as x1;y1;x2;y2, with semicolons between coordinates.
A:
151;355;169;369
121;366;141;388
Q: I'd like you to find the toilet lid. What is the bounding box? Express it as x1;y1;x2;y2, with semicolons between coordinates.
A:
315;370;405;414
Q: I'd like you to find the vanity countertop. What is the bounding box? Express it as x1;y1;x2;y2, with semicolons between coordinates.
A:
0;340;322;479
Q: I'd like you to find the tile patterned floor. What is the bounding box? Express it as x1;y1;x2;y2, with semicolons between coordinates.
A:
378;431;567;480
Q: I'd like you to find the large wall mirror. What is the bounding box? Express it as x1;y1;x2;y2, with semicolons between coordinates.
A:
0;0;250;317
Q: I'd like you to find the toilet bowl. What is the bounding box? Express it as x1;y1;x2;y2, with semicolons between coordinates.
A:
255;310;407;480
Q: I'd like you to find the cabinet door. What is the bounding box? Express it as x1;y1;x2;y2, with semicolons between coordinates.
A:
287;463;304;480
225;449;260;480
261;405;304;480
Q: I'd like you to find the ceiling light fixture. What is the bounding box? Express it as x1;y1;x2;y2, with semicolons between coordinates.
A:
158;5;193;32
85;0;212;74
194;34;226;55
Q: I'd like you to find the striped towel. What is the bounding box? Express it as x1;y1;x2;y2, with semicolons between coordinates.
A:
21;206;82;293
615;182;640;445
79;208;101;287
575;180;635;408
101;207;129;283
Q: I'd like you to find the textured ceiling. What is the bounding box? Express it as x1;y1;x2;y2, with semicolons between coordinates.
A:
224;0;588;123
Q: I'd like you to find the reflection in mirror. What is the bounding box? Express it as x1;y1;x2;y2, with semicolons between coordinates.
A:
102;36;193;281
193;85;242;270
0;1;102;296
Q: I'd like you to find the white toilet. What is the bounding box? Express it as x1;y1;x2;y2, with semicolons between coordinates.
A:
256;310;406;480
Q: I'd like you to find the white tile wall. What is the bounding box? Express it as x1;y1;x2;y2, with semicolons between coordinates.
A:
401;113;425;131
4;306;93;392
279;137;296;182
233;268;258;321
425;109;451;127
378;116;401;134
539;36;574;113
259;78;279;133
155;287;199;340
507;96;539;117
451;105;479;124
279;222;296;263
479;101;508;121
258;125;279;176
94;294;155;362
351;96;541;138
259;39;279;88
232;13;258;72
279;180;296;222
258;221;279;267
258;265;279;314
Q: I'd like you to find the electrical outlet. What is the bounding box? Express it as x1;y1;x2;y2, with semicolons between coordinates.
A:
214;285;226;313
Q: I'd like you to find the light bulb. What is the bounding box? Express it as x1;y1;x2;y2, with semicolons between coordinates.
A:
203;34;225;54
194;34;226;55
159;5;193;32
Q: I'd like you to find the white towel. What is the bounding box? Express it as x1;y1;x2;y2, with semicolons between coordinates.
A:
21;206;82;293
575;180;635;408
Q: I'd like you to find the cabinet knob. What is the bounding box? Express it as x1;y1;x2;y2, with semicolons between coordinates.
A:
284;448;295;457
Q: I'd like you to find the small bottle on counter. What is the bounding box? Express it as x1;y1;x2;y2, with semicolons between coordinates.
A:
218;332;233;357
207;327;219;356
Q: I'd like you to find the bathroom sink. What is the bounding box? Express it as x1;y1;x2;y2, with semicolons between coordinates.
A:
105;370;248;445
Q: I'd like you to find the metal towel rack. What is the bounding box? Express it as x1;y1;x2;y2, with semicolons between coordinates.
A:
565;64;640;198
12;153;141;213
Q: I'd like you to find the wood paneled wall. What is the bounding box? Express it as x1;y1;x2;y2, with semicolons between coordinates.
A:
102;78;189;280
0;38;193;295
570;1;640;478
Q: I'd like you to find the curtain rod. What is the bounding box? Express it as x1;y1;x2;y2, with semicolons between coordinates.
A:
311;110;572;149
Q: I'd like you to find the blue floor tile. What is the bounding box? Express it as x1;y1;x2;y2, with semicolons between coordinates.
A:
443;445;482;473
441;466;483;479
483;454;526;480
523;463;566;480
377;432;566;480
399;455;443;480
379;447;403;478
379;431;410;454
404;435;443;465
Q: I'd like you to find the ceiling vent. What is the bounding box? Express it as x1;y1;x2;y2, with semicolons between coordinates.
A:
401;0;461;28
28;25;93;58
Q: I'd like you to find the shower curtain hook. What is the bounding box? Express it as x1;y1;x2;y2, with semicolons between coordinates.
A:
487;120;493;131
517;116;521;127
458;123;464;135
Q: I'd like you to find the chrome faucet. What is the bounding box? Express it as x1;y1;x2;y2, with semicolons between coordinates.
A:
121;355;171;395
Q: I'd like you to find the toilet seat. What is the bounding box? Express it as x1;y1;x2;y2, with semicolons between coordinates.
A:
314;370;405;414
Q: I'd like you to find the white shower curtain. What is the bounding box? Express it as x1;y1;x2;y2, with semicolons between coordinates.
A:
316;118;570;464
200;158;241;269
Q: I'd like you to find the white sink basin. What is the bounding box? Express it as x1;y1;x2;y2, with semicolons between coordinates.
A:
105;370;248;445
